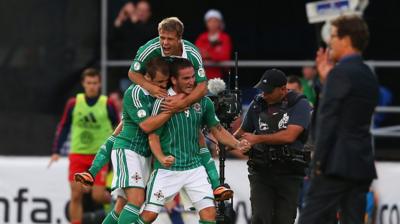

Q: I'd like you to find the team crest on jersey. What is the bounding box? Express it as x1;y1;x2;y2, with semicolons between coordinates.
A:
137;109;147;118
278;113;289;129
198;68;205;77
154;190;165;200
133;62;141;71
259;118;269;131
131;172;142;183
193;103;201;113
184;109;190;117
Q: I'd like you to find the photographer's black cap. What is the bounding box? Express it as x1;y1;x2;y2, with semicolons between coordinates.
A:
254;68;287;93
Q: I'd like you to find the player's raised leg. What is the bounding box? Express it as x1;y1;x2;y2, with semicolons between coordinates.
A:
75;122;123;186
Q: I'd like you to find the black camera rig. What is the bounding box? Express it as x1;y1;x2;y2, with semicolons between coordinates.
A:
206;52;242;223
210;52;242;129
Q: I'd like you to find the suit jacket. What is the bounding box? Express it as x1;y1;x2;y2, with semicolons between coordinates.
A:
314;54;379;180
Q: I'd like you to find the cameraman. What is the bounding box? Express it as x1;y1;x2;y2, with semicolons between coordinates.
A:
234;69;311;224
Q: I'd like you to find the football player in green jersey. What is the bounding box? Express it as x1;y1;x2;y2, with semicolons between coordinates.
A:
128;17;207;112
76;58;174;224
128;16;235;202
139;58;250;224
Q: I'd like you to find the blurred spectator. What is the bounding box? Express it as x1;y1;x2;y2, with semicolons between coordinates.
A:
287;75;303;94
108;91;123;116
114;2;137;28
109;0;157;93
49;68;119;224
195;9;232;79
136;0;152;23
291;73;314;214
301;66;322;142
374;86;393;127
300;66;318;106
109;0;156;60
364;188;378;224
164;195;185;224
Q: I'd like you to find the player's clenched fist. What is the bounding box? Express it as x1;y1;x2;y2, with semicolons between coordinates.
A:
160;155;175;168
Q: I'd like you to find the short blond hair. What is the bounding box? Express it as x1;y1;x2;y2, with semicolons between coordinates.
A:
158;17;184;39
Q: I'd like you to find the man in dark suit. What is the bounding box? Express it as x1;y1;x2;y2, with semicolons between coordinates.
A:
298;15;379;224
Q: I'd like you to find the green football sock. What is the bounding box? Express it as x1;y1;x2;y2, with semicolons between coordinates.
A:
199;147;220;190
136;215;151;224
102;210;119;224
118;203;140;224
88;135;116;176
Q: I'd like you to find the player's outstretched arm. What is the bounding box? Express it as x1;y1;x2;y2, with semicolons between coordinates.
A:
210;124;250;153
128;70;167;98
148;133;174;168
233;127;245;139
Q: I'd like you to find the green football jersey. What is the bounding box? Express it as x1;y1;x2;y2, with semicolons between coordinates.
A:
113;83;154;157
152;88;220;171
300;78;316;106
129;37;207;83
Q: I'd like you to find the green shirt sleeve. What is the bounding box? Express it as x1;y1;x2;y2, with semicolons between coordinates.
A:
185;42;207;83
126;90;151;124
151;98;165;136
202;97;220;128
192;55;207;83
129;38;161;75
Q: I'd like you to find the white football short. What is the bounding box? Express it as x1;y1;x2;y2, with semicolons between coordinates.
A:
111;149;151;190
144;166;214;213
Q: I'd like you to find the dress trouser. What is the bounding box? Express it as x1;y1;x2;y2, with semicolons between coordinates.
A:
248;171;303;224
298;174;372;224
